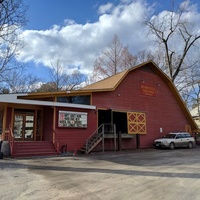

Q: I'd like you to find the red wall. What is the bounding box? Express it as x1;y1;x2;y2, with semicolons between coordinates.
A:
92;67;190;149
6;107;12;128
54;107;97;152
43;106;54;141
94;138;136;151
43;66;191;152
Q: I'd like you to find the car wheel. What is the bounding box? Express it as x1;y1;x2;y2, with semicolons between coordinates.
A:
188;142;193;149
169;142;175;150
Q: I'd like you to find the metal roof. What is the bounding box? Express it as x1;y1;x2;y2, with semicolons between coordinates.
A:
81;70;128;91
0;93;96;110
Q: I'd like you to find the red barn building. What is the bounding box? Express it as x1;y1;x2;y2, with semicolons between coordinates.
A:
0;61;197;157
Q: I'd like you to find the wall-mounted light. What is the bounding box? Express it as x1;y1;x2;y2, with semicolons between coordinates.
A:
157;83;160;87
117;94;120;97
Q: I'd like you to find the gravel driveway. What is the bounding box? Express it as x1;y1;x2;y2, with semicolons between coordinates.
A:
1;147;200;200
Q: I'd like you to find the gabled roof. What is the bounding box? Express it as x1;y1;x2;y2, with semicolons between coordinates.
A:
81;60;197;130
81;60;171;92
2;60;197;130
23;61;165;97
81;70;128;91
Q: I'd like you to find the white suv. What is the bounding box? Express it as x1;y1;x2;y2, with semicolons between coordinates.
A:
154;132;195;150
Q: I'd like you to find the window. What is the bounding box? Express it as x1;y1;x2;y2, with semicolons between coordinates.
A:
184;133;191;138
176;134;182;139
57;95;90;105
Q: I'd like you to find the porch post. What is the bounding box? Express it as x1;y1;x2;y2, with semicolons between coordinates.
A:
2;104;7;140
114;124;117;151
53;107;56;143
102;124;104;152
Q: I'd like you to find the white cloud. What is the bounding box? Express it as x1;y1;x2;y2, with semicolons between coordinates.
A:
98;3;114;14
17;0;200;77
179;0;198;12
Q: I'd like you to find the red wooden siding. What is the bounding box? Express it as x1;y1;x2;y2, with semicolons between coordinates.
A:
6;107;12;128
92;67;191;149
94;139;136;151
54;107;97;152
43;106;54;141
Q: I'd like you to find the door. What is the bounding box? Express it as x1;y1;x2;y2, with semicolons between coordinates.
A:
175;133;189;147
14;114;34;141
127;112;146;134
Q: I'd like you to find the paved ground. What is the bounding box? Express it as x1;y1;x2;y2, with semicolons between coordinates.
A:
1;147;200;200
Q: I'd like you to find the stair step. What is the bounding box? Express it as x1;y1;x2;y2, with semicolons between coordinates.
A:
79;124;114;154
82;137;102;154
12;152;58;158
12;141;58;158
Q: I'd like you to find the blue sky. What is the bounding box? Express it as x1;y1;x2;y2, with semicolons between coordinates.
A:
19;0;200;83
25;0;114;29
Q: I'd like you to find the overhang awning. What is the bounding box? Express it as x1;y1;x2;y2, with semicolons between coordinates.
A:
0;93;96;110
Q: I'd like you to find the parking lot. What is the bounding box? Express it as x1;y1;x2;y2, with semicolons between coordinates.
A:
1;147;200;200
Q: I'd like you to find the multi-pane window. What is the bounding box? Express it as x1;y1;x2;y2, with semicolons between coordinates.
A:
57;95;90;105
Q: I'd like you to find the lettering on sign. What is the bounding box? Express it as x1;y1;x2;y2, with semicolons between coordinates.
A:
58;111;87;128
140;83;156;97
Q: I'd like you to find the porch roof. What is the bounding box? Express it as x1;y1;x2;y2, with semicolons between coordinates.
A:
0;93;96;110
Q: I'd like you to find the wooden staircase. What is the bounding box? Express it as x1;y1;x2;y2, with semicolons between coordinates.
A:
11;141;58;158
79;123;116;154
79;135;103;154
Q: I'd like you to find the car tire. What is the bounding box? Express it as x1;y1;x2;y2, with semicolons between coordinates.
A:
188;142;193;149
169;142;175;150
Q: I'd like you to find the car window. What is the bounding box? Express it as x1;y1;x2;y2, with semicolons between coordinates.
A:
163;134;176;139
176;134;182;139
180;134;186;138
184;134;191;138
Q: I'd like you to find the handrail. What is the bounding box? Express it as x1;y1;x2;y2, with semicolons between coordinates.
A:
86;124;104;143
85;123;115;154
52;128;60;153
85;123;115;142
4;126;15;157
9;127;14;157
85;124;104;153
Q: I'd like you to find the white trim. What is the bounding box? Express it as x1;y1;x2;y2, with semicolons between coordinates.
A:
0;93;96;110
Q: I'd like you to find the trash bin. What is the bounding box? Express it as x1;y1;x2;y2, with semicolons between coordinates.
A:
0;140;2;150
61;144;67;153
0;141;3;159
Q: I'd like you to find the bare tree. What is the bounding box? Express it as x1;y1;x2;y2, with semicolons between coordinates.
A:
0;0;27;82
122;47;138;69
186;78;200;128
144;1;200;83
37;60;85;92
90;34;136;82
37;82;57;93
135;50;155;64
2;67;40;93
48;60;69;91
66;70;85;90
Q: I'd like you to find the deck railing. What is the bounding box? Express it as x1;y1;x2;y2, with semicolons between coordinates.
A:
4;126;15;157
85;124;104;154
85;123;116;154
